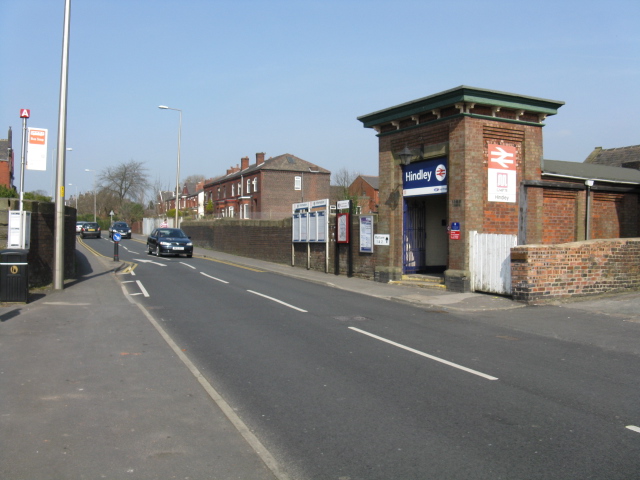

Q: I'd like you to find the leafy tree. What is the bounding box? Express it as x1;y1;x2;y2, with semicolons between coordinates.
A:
0;185;17;198
24;190;52;202
205;199;214;215
119;201;145;225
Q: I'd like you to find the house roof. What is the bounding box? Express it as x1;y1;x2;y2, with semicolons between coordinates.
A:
584;145;640;168
358;175;379;190
205;153;330;188
543;159;640;185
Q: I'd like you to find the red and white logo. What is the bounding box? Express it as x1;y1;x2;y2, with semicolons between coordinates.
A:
435;164;447;182
488;144;517;170
20;109;31;118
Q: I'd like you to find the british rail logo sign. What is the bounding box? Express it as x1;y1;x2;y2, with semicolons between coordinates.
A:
487;144;517;203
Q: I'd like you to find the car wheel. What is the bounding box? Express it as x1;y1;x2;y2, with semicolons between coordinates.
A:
97;235;101;238
187;254;192;258
154;245;161;257
147;244;152;255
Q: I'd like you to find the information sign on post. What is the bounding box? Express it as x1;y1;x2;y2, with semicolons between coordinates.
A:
337;213;349;243
359;215;373;253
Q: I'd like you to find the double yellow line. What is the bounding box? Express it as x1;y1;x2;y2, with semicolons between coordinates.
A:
77;236;138;274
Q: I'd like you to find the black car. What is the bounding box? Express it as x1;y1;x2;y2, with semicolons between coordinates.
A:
80;222;101;239
109;221;132;239
146;228;193;257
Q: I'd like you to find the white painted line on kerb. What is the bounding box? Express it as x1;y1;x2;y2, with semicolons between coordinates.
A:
200;272;229;284
247;290;307;313
180;262;196;269
349;327;498;381
626;425;640;433
135;280;150;297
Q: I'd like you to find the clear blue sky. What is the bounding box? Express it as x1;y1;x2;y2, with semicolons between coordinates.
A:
2;0;638;199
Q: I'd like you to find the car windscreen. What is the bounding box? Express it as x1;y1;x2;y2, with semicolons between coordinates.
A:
157;229;186;238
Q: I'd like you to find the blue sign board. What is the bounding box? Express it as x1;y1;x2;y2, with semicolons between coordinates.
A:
112;232;122;242
402;157;448;197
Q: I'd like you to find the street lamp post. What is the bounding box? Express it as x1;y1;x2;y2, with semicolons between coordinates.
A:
158;105;182;228
85;168;96;222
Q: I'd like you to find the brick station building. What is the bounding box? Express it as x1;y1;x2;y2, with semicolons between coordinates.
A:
358;85;626;292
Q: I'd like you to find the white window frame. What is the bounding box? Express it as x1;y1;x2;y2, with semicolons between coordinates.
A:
294;176;302;191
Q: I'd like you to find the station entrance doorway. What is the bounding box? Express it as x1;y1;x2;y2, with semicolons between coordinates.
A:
403;194;448;274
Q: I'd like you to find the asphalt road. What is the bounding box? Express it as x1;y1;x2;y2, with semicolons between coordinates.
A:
82;235;640;479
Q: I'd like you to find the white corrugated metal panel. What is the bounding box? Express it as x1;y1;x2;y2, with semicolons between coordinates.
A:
470;231;517;295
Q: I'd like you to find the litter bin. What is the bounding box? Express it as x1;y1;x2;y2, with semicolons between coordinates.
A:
0;249;29;302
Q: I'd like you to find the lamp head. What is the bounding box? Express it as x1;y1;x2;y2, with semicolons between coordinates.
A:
397;145;413;166
158;105;169;109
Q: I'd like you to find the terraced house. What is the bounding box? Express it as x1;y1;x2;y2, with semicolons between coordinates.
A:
203;152;330;220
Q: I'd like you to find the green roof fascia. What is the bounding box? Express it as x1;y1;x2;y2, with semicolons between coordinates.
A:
374;112;550;137
357;85;564;129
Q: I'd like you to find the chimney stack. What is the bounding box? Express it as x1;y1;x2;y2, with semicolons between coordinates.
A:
241;156;250;170
256;152;265;165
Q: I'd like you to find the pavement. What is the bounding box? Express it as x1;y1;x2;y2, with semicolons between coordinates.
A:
1;235;640;479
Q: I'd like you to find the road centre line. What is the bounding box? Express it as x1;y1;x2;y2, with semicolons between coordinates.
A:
348;327;498;381
626;426;640;433
180;262;196;269
247;290;307;312
200;272;229;284
133;258;167;267
135;280;150;297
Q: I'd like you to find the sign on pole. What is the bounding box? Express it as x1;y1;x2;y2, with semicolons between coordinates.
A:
292;199;329;243
26;128;48;171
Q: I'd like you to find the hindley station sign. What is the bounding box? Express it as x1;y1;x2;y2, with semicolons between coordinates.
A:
402;158;448;197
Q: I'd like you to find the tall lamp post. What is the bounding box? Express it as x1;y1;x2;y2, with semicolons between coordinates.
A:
158;105;182;228
85;168;96;222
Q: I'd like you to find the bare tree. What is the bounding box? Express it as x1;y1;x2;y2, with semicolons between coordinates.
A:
183;174;205;185
99;160;150;206
331;167;361;197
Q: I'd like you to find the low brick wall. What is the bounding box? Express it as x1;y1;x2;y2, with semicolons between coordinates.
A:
0;199;76;287
181;217;377;279
511;239;640;304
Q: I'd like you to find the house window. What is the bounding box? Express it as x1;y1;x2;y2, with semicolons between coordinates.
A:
231;184;235;196
246;179;251;194
294;176;302;190
253;178;258;192
242;204;249;219
228;206;234;217
238;182;242;196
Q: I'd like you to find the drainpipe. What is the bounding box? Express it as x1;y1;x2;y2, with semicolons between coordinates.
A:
585;179;594;240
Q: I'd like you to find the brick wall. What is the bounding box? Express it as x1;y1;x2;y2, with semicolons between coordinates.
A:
542;189;579;243
182;215;378;279
0;199;76;287
511;238;640;304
